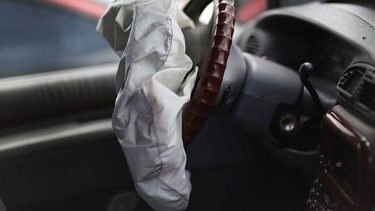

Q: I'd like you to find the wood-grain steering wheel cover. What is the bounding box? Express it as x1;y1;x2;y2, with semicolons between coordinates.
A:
182;0;235;147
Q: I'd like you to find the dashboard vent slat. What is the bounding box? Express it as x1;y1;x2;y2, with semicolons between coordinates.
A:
337;67;365;97
245;34;262;55
338;64;375;120
356;72;375;116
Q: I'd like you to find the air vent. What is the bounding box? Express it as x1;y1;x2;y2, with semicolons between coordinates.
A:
356;72;375;116
337;67;365;97
245;34;262;55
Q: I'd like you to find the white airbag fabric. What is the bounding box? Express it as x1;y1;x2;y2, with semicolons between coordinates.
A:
97;0;196;210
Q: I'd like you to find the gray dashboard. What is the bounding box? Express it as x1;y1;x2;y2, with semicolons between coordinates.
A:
238;2;375;64
232;1;375;170
237;1;375;119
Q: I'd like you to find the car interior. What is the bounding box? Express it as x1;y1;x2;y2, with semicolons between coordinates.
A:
0;0;374;211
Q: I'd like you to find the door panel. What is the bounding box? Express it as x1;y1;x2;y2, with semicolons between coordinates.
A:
0;65;135;211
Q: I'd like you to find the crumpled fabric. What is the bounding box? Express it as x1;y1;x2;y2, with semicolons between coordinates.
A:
97;0;196;210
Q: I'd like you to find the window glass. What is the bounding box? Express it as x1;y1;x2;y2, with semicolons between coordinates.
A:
0;1;117;78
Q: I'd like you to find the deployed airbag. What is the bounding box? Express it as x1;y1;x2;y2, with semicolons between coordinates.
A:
97;0;196;210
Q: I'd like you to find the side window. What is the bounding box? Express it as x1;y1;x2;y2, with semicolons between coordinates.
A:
0;1;117;78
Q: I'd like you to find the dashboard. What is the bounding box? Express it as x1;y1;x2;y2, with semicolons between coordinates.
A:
239;15;354;81
236;2;375;210
237;5;364;108
237;1;375;118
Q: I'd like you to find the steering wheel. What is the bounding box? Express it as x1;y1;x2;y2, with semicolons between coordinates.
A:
182;0;236;147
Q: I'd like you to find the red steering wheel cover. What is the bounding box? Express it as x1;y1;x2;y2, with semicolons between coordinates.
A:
182;0;235;147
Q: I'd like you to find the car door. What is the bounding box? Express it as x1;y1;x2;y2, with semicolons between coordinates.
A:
0;1;135;211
